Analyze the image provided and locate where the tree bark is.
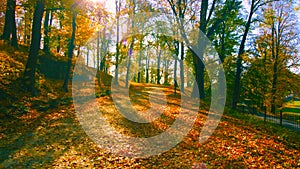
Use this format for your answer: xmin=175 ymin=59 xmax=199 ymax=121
xmin=179 ymin=42 xmax=184 ymax=92
xmin=114 ymin=0 xmax=121 ymax=85
xmin=174 ymin=59 xmax=178 ymax=94
xmin=96 ymin=31 xmax=101 ymax=87
xmin=191 ymin=0 xmax=208 ymax=99
xmin=86 ymin=47 xmax=89 ymax=66
xmin=146 ymin=48 xmax=149 ymax=83
xmin=125 ymin=43 xmax=133 ymax=88
xmin=56 ymin=20 xmax=62 ymax=53
xmin=163 ymin=57 xmax=169 ymax=85
xmin=43 ymin=10 xmax=50 ymax=54
xmin=137 ymin=40 xmax=143 ymax=83
xmin=2 ymin=0 xmax=18 ymax=48
xmin=232 ymin=1 xmax=254 ymax=110
xmin=156 ymin=48 xmax=162 ymax=84
xmin=271 ymin=21 xmax=278 ymax=114
xmin=23 ymin=0 xmax=45 ymax=94
xmin=63 ymin=11 xmax=77 ymax=92
xmin=100 ymin=28 xmax=107 ymax=71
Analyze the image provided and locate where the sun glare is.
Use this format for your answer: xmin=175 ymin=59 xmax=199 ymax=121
xmin=89 ymin=0 xmax=115 ymax=13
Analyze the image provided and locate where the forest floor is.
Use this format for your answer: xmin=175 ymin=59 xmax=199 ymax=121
xmin=0 ymin=42 xmax=300 ymax=168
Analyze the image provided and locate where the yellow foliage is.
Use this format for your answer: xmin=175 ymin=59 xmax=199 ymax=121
xmin=0 ymin=51 xmax=24 ymax=87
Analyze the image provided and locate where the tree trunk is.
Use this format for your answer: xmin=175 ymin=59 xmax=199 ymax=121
xmin=96 ymin=31 xmax=101 ymax=87
xmin=97 ymin=31 xmax=100 ymax=70
xmin=23 ymin=0 xmax=45 ymax=94
xmin=114 ymin=0 xmax=121 ymax=85
xmin=126 ymin=43 xmax=133 ymax=88
xmin=270 ymin=23 xmax=278 ymax=114
xmin=10 ymin=1 xmax=18 ymax=48
xmin=156 ymin=48 xmax=162 ymax=84
xmin=56 ymin=20 xmax=62 ymax=53
xmin=191 ymin=54 xmax=204 ymax=98
xmin=86 ymin=47 xmax=89 ymax=66
xmin=2 ymin=0 xmax=18 ymax=48
xmin=100 ymin=28 xmax=107 ymax=71
xmin=43 ymin=10 xmax=50 ymax=54
xmin=137 ymin=40 xmax=143 ymax=83
xmin=232 ymin=5 xmax=254 ymax=110
xmin=219 ymin=23 xmax=226 ymax=98
xmin=146 ymin=48 xmax=149 ymax=83
xmin=63 ymin=11 xmax=77 ymax=92
xmin=174 ymin=59 xmax=178 ymax=94
xmin=179 ymin=42 xmax=184 ymax=92
xmin=163 ymin=57 xmax=169 ymax=85
xmin=2 ymin=0 xmax=12 ymax=40
xmin=191 ymin=0 xmax=208 ymax=99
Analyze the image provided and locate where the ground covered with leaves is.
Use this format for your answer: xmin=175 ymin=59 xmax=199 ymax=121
xmin=0 ymin=79 xmax=299 ymax=168
xmin=0 ymin=43 xmax=299 ymax=168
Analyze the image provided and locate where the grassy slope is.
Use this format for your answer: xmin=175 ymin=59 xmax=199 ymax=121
xmin=0 ymin=42 xmax=299 ymax=168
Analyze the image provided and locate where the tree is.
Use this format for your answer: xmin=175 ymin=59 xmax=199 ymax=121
xmin=114 ymin=0 xmax=121 ymax=85
xmin=232 ymin=0 xmax=271 ymax=110
xmin=262 ymin=0 xmax=299 ymax=113
xmin=211 ymin=1 xmax=243 ymax=103
xmin=62 ymin=5 xmax=77 ymax=92
xmin=167 ymin=0 xmax=241 ymax=99
xmin=125 ymin=0 xmax=136 ymax=88
xmin=1 ymin=0 xmax=18 ymax=48
xmin=241 ymin=0 xmax=300 ymax=114
xmin=43 ymin=10 xmax=51 ymax=54
xmin=166 ymin=0 xmax=189 ymax=92
xmin=23 ymin=0 xmax=45 ymax=94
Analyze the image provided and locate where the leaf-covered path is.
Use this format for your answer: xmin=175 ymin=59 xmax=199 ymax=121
xmin=1 ymin=82 xmax=299 ymax=168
